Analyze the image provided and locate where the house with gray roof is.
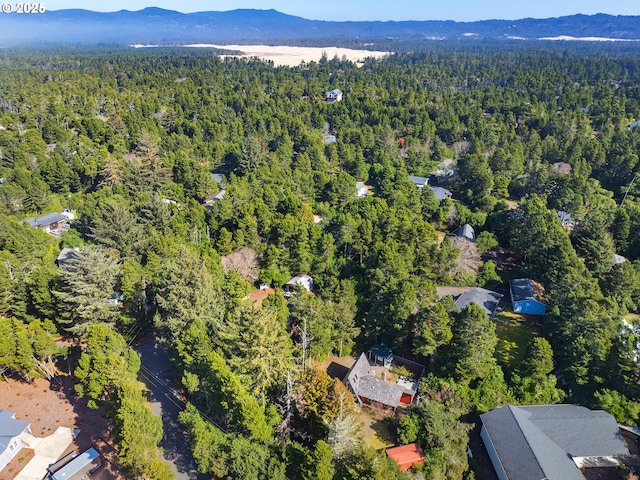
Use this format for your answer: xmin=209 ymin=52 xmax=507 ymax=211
xmin=322 ymin=133 xmax=337 ymax=144
xmin=430 ymin=185 xmax=452 ymax=201
xmin=408 ymin=175 xmax=429 ymax=189
xmin=211 ymin=173 xmax=225 ymax=185
xmin=24 ymin=212 xmax=68 ymax=234
xmin=458 ymin=223 xmax=475 ymax=241
xmin=356 ymin=182 xmax=367 ymax=197
xmin=481 ymin=404 xmax=630 ymax=480
xmin=557 ymin=210 xmax=576 ymax=230
xmin=201 ymin=189 xmax=226 ymax=209
xmin=454 ymin=287 xmax=502 ymax=318
xmin=0 ymin=410 xmax=31 ymax=472
xmin=345 ymin=354 xmax=405 ymax=411
xmin=345 ymin=352 xmax=422 ymax=411
xmin=509 ymin=279 xmax=547 ymax=316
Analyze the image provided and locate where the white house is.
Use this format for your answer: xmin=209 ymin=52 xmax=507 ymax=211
xmin=0 ymin=410 xmax=31 ymax=472
xmin=326 ymin=89 xmax=343 ymax=103
xmin=284 ymin=275 xmax=314 ymax=298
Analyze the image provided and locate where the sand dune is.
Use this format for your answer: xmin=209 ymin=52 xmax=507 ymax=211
xmin=184 ymin=44 xmax=392 ymax=66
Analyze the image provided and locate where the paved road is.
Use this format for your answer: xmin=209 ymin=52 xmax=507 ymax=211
xmin=135 ymin=340 xmax=208 ymax=480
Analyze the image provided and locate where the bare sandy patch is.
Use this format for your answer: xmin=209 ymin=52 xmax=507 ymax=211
xmin=185 ymin=44 xmax=391 ymax=67
xmin=0 ymin=377 xmax=121 ymax=479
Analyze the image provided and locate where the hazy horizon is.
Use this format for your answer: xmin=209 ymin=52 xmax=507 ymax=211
xmin=44 ymin=0 xmax=639 ymax=22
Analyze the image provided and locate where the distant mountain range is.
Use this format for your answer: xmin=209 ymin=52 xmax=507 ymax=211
xmin=0 ymin=8 xmax=639 ymax=46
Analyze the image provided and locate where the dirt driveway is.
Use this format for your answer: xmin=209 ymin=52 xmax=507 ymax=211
xmin=0 ymin=376 xmax=120 ymax=479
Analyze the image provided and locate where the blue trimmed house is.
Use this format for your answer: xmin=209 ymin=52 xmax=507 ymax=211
xmin=509 ymin=279 xmax=547 ymax=316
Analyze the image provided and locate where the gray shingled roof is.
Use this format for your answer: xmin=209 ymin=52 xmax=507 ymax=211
xmin=455 ymin=288 xmax=502 ymax=318
xmin=0 ymin=410 xmax=30 ymax=451
xmin=519 ymin=405 xmax=629 ymax=457
xmin=345 ymin=353 xmax=404 ymax=408
xmin=430 ymin=186 xmax=452 ymax=200
xmin=481 ymin=405 xmax=629 ymax=480
xmin=25 ymin=212 xmax=66 ymax=228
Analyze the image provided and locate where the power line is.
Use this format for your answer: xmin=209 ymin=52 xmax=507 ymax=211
xmin=138 ymin=362 xmax=227 ymax=432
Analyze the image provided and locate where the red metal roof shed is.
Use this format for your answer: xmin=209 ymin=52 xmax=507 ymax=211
xmin=386 ymin=443 xmax=425 ymax=471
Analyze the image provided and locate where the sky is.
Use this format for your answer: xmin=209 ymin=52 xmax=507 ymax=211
xmin=45 ymin=0 xmax=639 ymax=22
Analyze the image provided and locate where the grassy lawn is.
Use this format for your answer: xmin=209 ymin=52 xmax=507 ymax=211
xmin=359 ymin=406 xmax=397 ymax=450
xmin=494 ymin=311 xmax=537 ymax=373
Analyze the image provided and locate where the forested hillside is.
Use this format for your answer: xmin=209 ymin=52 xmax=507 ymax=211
xmin=1 ymin=46 xmax=640 ymax=479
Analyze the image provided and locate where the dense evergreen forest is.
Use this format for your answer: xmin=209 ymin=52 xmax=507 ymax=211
xmin=1 ymin=45 xmax=640 ymax=479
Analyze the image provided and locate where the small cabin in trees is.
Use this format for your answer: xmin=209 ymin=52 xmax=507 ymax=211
xmin=322 ymin=133 xmax=337 ymax=144
xmin=557 ymin=210 xmax=576 ymax=230
xmin=367 ymin=343 xmax=394 ymax=368
xmin=325 ymin=89 xmax=343 ymax=103
xmin=509 ymin=278 xmax=547 ymax=316
xmin=356 ymin=182 xmax=368 ymax=197
xmin=408 ymin=175 xmax=429 ymax=189
xmin=458 ymin=224 xmax=475 ymax=241
xmin=283 ymin=275 xmax=314 ymax=298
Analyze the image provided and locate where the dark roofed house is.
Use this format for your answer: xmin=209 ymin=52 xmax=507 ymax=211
xmin=480 ymin=404 xmax=630 ymax=480
xmin=455 ymin=287 xmax=502 ymax=318
xmin=509 ymin=279 xmax=547 ymax=316
xmin=367 ymin=343 xmax=394 ymax=368
xmin=408 ymin=175 xmax=429 ymax=189
xmin=0 ymin=410 xmax=31 ymax=472
xmin=24 ymin=212 xmax=67 ymax=234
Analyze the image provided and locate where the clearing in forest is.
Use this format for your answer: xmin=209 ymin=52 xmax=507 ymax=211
xmin=493 ymin=312 xmax=537 ymax=373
